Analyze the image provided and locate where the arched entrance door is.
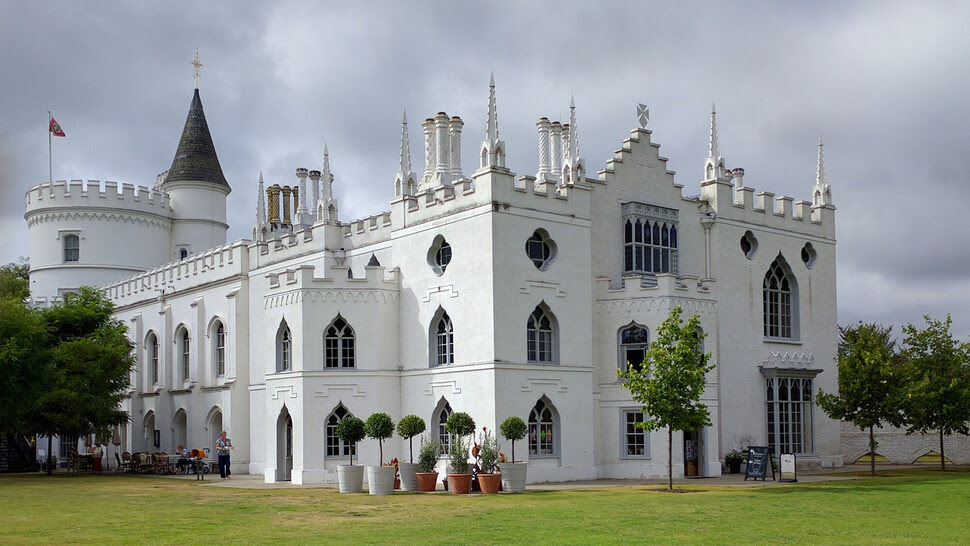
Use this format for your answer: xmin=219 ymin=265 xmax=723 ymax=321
xmin=207 ymin=408 xmax=223 ymax=453
xmin=144 ymin=412 xmax=156 ymax=451
xmin=684 ymin=429 xmax=705 ymax=477
xmin=277 ymin=408 xmax=293 ymax=481
xmin=173 ymin=410 xmax=187 ymax=451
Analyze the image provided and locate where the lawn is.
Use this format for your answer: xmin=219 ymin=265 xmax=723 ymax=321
xmin=1 ymin=469 xmax=968 ymax=544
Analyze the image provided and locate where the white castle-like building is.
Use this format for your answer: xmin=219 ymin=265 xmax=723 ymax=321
xmin=25 ymin=77 xmax=846 ymax=483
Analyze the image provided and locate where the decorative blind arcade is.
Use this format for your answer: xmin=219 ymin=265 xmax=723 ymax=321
xmin=622 ymin=202 xmax=678 ymax=275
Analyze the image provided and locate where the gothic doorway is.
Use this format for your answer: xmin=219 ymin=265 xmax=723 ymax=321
xmin=684 ymin=429 xmax=705 ymax=477
xmin=276 ymin=408 xmax=293 ymax=481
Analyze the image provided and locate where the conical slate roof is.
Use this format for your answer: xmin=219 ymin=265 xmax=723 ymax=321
xmin=163 ymin=89 xmax=228 ymax=187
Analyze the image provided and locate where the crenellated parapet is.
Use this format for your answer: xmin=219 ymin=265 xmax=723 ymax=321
xmin=263 ymin=263 xmax=399 ymax=308
xmin=101 ymin=240 xmax=249 ymax=309
xmin=342 ymin=211 xmax=393 ymax=249
xmin=700 ymin=178 xmax=835 ymax=239
xmin=25 ymin=180 xmax=172 ymax=222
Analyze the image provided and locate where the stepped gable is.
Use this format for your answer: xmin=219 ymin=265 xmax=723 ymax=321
xmin=163 ymin=88 xmax=228 ymax=188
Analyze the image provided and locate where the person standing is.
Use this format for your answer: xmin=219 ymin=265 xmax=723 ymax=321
xmin=215 ymin=431 xmax=233 ymax=479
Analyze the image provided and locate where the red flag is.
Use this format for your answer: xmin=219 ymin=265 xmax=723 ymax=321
xmin=49 ymin=116 xmax=66 ymax=137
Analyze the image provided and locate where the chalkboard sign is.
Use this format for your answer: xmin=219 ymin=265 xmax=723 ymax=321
xmin=743 ymin=446 xmax=776 ymax=481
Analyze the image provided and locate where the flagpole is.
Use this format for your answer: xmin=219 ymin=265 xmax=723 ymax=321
xmin=48 ymin=111 xmax=53 ymax=183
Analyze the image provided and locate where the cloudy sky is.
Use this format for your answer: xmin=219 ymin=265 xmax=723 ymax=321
xmin=2 ymin=1 xmax=968 ymax=336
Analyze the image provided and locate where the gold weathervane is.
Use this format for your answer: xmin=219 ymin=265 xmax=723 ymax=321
xmin=191 ymin=47 xmax=203 ymax=89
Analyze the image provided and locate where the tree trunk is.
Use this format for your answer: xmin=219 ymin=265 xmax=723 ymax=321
xmin=409 ymin=437 xmax=413 ymax=463
xmin=512 ymin=441 xmax=515 ymax=463
xmin=940 ymin=428 xmax=946 ymax=472
xmin=350 ymin=443 xmax=354 ymax=466
xmin=46 ymin=436 xmax=53 ymax=476
xmin=869 ymin=425 xmax=876 ymax=476
xmin=379 ymin=440 xmax=384 ymax=465
xmin=667 ymin=427 xmax=674 ymax=491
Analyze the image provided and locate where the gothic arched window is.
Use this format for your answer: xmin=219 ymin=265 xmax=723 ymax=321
xmin=325 ymin=405 xmax=355 ymax=458
xmin=213 ymin=321 xmax=226 ymax=377
xmin=431 ymin=310 xmax=454 ymax=367
xmin=277 ymin=321 xmax=292 ymax=372
xmin=528 ymin=398 xmax=559 ymax=456
xmin=527 ymin=304 xmax=557 ymax=364
xmin=324 ymin=315 xmax=355 ymax=369
xmin=146 ymin=332 xmax=159 ymax=386
xmin=764 ymin=258 xmax=797 ymax=340
xmin=618 ymin=323 xmax=649 ymax=373
xmin=432 ymin=400 xmax=453 ymax=455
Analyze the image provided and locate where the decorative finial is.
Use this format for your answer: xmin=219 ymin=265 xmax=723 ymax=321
xmin=191 ymin=47 xmax=203 ymax=89
xmin=709 ymin=102 xmax=720 ymax=160
xmin=490 ymin=71 xmax=495 ymax=88
xmin=400 ymin=110 xmax=412 ymax=175
xmin=816 ymin=137 xmax=826 ymax=187
xmin=486 ymin=73 xmax=499 ymax=142
xmin=568 ymin=96 xmax=578 ymax=160
xmin=637 ymin=103 xmax=649 ymax=129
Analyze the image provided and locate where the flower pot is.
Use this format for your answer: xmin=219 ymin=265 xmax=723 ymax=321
xmin=478 ymin=472 xmax=502 ymax=494
xmin=728 ymin=461 xmax=741 ymax=474
xmin=398 ymin=462 xmax=420 ymax=491
xmin=415 ymin=471 xmax=439 ymax=492
xmin=337 ymin=464 xmax=364 ymax=493
xmin=447 ymin=473 xmax=472 ymax=494
xmin=500 ymin=462 xmax=527 ymax=493
xmin=366 ymin=465 xmax=396 ymax=496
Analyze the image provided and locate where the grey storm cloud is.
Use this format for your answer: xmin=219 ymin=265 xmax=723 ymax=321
xmin=2 ymin=0 xmax=968 ymax=336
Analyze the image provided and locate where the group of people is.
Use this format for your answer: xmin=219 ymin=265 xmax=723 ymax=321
xmin=174 ymin=431 xmax=234 ymax=479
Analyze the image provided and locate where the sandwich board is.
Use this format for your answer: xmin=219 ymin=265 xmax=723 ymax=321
xmin=743 ymin=446 xmax=775 ymax=481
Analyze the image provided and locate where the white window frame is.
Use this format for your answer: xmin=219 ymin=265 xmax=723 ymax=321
xmin=763 ymin=370 xmax=817 ymax=456
xmin=324 ymin=315 xmax=356 ymax=369
xmin=619 ymin=408 xmax=650 ymax=460
xmin=763 ymin=257 xmax=799 ymax=341
xmin=325 ymin=405 xmax=356 ymax=459
xmin=527 ymin=304 xmax=558 ymax=364
xmin=617 ymin=322 xmax=649 ymax=373
xmin=214 ymin=322 xmax=226 ymax=377
xmin=62 ymin=232 xmax=80 ymax=263
xmin=622 ymin=202 xmax=679 ymax=276
xmin=430 ymin=310 xmax=454 ymax=368
xmin=528 ymin=398 xmax=560 ymax=458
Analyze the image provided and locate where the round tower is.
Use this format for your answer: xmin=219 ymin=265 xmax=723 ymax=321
xmin=159 ymin=88 xmax=230 ymax=260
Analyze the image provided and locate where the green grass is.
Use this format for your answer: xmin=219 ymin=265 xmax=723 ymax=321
xmin=1 ymin=469 xmax=969 ymax=544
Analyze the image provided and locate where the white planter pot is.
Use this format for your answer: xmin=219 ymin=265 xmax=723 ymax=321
xmin=397 ymin=462 xmax=420 ymax=492
xmin=501 ymin=462 xmax=528 ymax=493
xmin=367 ymin=465 xmax=396 ymax=496
xmin=337 ymin=464 xmax=364 ymax=493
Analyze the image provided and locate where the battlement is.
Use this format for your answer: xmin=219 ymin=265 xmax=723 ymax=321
xmin=701 ymin=178 xmax=835 ymax=239
xmin=342 ymin=211 xmax=393 ymax=249
xmin=101 ymin=239 xmax=249 ymax=308
xmin=25 ymin=180 xmax=172 ymax=218
xmin=265 ymin=263 xmax=399 ymax=293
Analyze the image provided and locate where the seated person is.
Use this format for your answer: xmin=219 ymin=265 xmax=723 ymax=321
xmin=176 ymin=444 xmax=190 ymax=473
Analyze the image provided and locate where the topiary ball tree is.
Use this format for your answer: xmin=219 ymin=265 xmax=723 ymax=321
xmin=365 ymin=412 xmax=396 ymax=464
xmin=445 ymin=412 xmax=476 ymax=438
xmin=335 ymin=416 xmax=366 ymax=466
xmin=500 ymin=416 xmax=527 ymax=462
xmin=396 ymin=415 xmax=426 ymax=463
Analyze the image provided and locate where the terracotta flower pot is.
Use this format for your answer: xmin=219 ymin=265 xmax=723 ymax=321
xmin=478 ymin=472 xmax=502 ymax=494
xmin=447 ymin=473 xmax=472 ymax=494
xmin=415 ymin=471 xmax=439 ymax=492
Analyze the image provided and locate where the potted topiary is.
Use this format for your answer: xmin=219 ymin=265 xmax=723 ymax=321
xmin=415 ymin=435 xmax=441 ymax=492
xmin=445 ymin=412 xmax=475 ymax=494
xmin=724 ymin=449 xmax=744 ymax=474
xmin=396 ymin=414 xmax=426 ymax=492
xmin=335 ymin=416 xmax=366 ymax=493
xmin=364 ymin=412 xmax=396 ymax=495
xmin=476 ymin=426 xmax=502 ymax=494
xmin=499 ymin=415 xmax=528 ymax=492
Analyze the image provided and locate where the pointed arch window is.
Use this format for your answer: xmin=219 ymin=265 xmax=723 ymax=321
xmin=177 ymin=328 xmax=190 ymax=382
xmin=325 ymin=405 xmax=356 ymax=457
xmin=432 ymin=400 xmax=453 ymax=455
xmin=431 ymin=311 xmax=454 ymax=367
xmin=528 ymin=398 xmax=559 ymax=456
xmin=618 ymin=323 xmax=649 ymax=373
xmin=764 ymin=258 xmax=797 ymax=340
xmin=277 ymin=322 xmax=292 ymax=372
xmin=147 ymin=332 xmax=159 ymax=386
xmin=324 ymin=316 xmax=355 ymax=369
xmin=214 ymin=322 xmax=226 ymax=376
xmin=527 ymin=304 xmax=557 ymax=364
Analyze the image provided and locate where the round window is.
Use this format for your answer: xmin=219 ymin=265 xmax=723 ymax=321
xmin=525 ymin=229 xmax=558 ymax=270
xmin=427 ymin=235 xmax=452 ymax=275
xmin=801 ymin=242 xmax=817 ymax=269
xmin=740 ymin=231 xmax=758 ymax=260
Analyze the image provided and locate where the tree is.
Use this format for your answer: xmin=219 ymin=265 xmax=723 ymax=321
xmin=26 ymin=287 xmax=134 ymax=474
xmin=365 ymin=412 xmax=395 ymax=465
xmin=499 ymin=416 xmax=526 ymax=463
xmin=901 ymin=315 xmax=970 ymax=471
xmin=335 ymin=416 xmax=366 ymax=466
xmin=817 ymin=323 xmax=906 ymax=476
xmin=396 ymin=415 xmax=426 ymax=463
xmin=617 ymin=306 xmax=713 ymax=491
xmin=0 ymin=258 xmax=29 ymax=302
xmin=0 ymin=299 xmax=50 ymax=435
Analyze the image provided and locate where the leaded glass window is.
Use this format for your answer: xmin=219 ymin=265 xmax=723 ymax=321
xmin=527 ymin=306 xmax=555 ymax=363
xmin=529 ymin=399 xmax=557 ymax=456
xmin=765 ymin=376 xmax=814 ymax=455
xmin=325 ymin=405 xmax=355 ymax=457
xmin=764 ymin=259 xmax=794 ymax=339
xmin=324 ymin=316 xmax=355 ymax=368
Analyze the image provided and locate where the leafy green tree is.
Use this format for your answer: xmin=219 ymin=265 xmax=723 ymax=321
xmin=499 ymin=416 xmax=527 ymax=462
xmin=26 ymin=287 xmax=134 ymax=474
xmin=396 ymin=415 xmax=426 ymax=463
xmin=364 ymin=412 xmax=395 ymax=464
xmin=445 ymin=412 xmax=476 ymax=438
xmin=901 ymin=315 xmax=970 ymax=471
xmin=335 ymin=416 xmax=366 ymax=466
xmin=0 ymin=258 xmax=30 ymax=302
xmin=817 ymin=323 xmax=906 ymax=476
xmin=617 ymin=306 xmax=712 ymax=491
xmin=0 ymin=299 xmax=50 ymax=435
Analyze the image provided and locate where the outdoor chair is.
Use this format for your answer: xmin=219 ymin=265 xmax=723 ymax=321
xmin=153 ymin=452 xmax=170 ymax=474
xmin=121 ymin=451 xmax=133 ymax=473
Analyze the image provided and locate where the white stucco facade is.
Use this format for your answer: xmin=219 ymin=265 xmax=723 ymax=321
xmin=25 ymin=81 xmax=847 ymax=482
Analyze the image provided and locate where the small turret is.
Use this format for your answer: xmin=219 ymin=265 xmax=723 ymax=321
xmin=560 ymin=96 xmax=585 ymax=188
xmin=703 ymin=102 xmax=727 ymax=181
xmin=479 ymin=73 xmax=506 ymax=170
xmin=812 ymin=137 xmax=832 ymax=207
xmin=253 ymin=172 xmax=268 ymax=241
xmin=317 ymin=144 xmax=338 ymax=222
